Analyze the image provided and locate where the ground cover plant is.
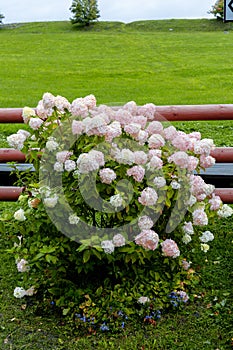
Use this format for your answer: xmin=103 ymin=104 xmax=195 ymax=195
xmin=1 ymin=205 xmax=233 ymax=349
xmin=0 ymin=20 xmax=233 ymax=349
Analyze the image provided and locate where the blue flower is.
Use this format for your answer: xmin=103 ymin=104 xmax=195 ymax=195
xmin=170 ymin=300 xmax=178 ymax=307
xmin=100 ymin=322 xmax=109 ymax=332
xmin=145 ymin=315 xmax=152 ymax=320
xmin=169 ymin=292 xmax=178 ymax=299
xmin=80 ymin=316 xmax=86 ymax=322
xmin=152 ymin=310 xmax=161 ymax=319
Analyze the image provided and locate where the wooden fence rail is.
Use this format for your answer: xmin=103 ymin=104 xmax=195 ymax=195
xmin=1 ymin=105 xmax=233 ymax=202
xmin=2 ymin=104 xmax=233 ymax=123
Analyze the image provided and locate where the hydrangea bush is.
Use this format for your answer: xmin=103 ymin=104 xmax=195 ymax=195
xmin=4 ymin=92 xmax=233 ymax=332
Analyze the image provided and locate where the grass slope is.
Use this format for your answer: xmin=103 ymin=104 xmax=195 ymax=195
xmin=0 ymin=19 xmax=233 ymax=107
xmin=1 ymin=19 xmax=233 ymax=147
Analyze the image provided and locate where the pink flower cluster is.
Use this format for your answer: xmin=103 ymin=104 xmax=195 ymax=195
xmin=56 ymin=151 xmax=73 ymax=163
xmin=161 ymin=239 xmax=180 ymax=258
xmin=16 ymin=259 xmax=29 ymax=273
xmin=194 ymin=138 xmax=215 ymax=156
xmin=146 ymin=121 xmax=163 ymax=135
xmin=208 ymin=194 xmax=222 ymax=210
xmin=182 ymin=221 xmax=194 ymax=235
xmin=168 ymin=151 xmax=189 ymax=169
xmin=105 ymin=121 xmax=122 ymax=142
xmin=138 ymin=187 xmax=158 ymax=206
xmin=148 ymin=134 xmax=165 ymax=149
xmin=147 ymin=155 xmax=163 ymax=170
xmin=192 ymin=208 xmax=208 ymax=226
xmin=189 ymin=175 xmax=215 ymax=201
xmin=135 ymin=230 xmax=159 ymax=250
xmin=99 ymin=168 xmax=116 ymax=184
xmin=77 ymin=150 xmax=105 ymax=174
xmin=127 ymin=165 xmax=145 ymax=182
xmin=29 ymin=117 xmax=44 ymax=130
xmin=124 ymin=123 xmax=141 ymax=137
xmin=138 ymin=215 xmax=154 ymax=230
xmin=137 ymin=103 xmax=157 ymax=120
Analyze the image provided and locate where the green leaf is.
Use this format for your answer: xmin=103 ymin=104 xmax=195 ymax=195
xmin=32 ymin=252 xmax=44 ymax=261
xmin=45 ymin=254 xmax=57 ymax=264
xmin=83 ymin=249 xmax=91 ymax=263
xmin=125 ymin=254 xmax=131 ymax=263
xmin=92 ymin=249 xmax=102 ymax=260
xmin=77 ymin=244 xmax=88 ymax=252
xmin=40 ymin=246 xmax=56 ymax=254
xmin=96 ymin=286 xmax=103 ymax=296
xmin=165 ymin=197 xmax=171 ymax=207
xmin=48 ymin=288 xmax=61 ymax=296
xmin=62 ymin=308 xmax=70 ymax=316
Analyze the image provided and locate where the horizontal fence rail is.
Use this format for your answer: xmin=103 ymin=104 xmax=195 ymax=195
xmin=155 ymin=104 xmax=233 ymax=121
xmin=1 ymin=187 xmax=233 ymax=203
xmin=1 ymin=104 xmax=233 ymax=202
xmin=1 ymin=147 xmax=233 ymax=164
xmin=0 ymin=186 xmax=23 ymax=201
xmin=2 ymin=104 xmax=233 ymax=123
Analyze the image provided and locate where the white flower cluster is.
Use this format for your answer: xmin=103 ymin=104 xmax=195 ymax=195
xmin=138 ymin=296 xmax=150 ymax=304
xmin=14 ymin=209 xmax=26 ymax=221
xmin=217 ymin=204 xmax=233 ymax=218
xmin=68 ymin=213 xmax=80 ymax=225
xmin=45 ymin=137 xmax=59 ymax=151
xmin=16 ymin=258 xmax=29 ymax=272
xmin=101 ymin=234 xmax=126 ymax=254
xmin=7 ymin=130 xmax=30 ymax=150
xmin=13 ymin=286 xmax=36 ymax=298
xmin=109 ymin=194 xmax=123 ymax=209
xmin=199 ymin=230 xmax=214 ymax=243
xmin=44 ymin=195 xmax=58 ymax=208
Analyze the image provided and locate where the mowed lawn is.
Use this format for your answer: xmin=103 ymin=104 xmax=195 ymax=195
xmin=1 ymin=19 xmax=233 ymax=108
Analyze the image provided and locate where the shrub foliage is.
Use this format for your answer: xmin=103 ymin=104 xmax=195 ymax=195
xmin=3 ymin=92 xmax=233 ymax=333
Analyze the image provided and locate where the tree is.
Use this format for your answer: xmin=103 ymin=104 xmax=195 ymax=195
xmin=208 ymin=0 xmax=224 ymax=20
xmin=70 ymin=0 xmax=100 ymax=26
xmin=0 ymin=13 xmax=4 ymax=25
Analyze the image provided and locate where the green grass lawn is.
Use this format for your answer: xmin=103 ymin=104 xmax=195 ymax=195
xmin=0 ymin=19 xmax=233 ymax=349
xmin=1 ymin=19 xmax=233 ymax=146
xmin=1 ymin=19 xmax=233 ymax=108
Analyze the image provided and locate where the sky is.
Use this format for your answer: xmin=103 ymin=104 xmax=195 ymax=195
xmin=1 ymin=0 xmax=215 ymax=24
